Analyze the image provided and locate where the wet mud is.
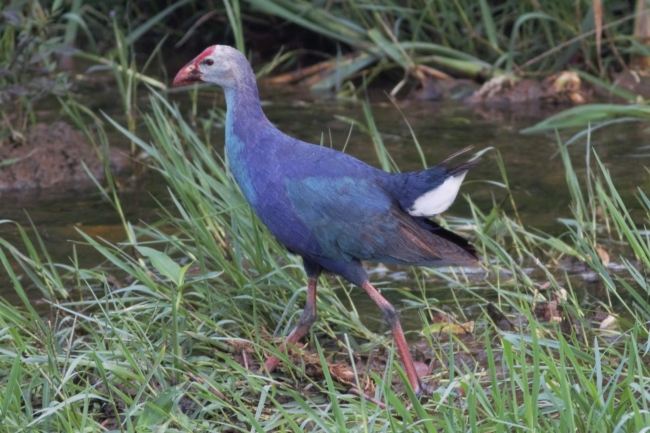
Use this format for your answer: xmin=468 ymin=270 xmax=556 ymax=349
xmin=0 ymin=122 xmax=130 ymax=191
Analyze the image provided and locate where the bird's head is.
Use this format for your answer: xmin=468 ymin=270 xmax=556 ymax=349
xmin=172 ymin=45 xmax=246 ymax=89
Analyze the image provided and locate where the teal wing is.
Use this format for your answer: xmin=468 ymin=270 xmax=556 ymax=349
xmin=285 ymin=176 xmax=444 ymax=264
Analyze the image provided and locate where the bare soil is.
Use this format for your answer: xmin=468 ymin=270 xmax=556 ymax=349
xmin=450 ymin=72 xmax=591 ymax=121
xmin=0 ymin=122 xmax=130 ymax=191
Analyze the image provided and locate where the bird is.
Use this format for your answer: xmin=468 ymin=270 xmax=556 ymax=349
xmin=173 ymin=45 xmax=479 ymax=396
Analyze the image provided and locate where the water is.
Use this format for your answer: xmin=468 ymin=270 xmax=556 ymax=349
xmin=2 ymin=82 xmax=648 ymax=330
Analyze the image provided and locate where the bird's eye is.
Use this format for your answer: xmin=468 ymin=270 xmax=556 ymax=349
xmin=204 ymin=59 xmax=214 ymax=66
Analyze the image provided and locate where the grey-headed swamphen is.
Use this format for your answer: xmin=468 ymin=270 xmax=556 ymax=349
xmin=173 ymin=45 xmax=479 ymax=396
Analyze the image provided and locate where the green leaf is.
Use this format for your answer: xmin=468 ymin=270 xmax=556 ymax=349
xmin=521 ymin=104 xmax=650 ymax=134
xmin=367 ymin=28 xmax=411 ymax=69
xmin=310 ymin=53 xmax=378 ymax=91
xmin=136 ymin=246 xmax=181 ymax=285
xmin=478 ymin=0 xmax=499 ymax=51
xmin=137 ymin=387 xmax=181 ymax=428
xmin=178 ymin=262 xmax=192 ymax=286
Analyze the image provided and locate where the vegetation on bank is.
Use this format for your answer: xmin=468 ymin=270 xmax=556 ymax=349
xmin=3 ymin=0 xmax=650 ymax=144
xmin=1 ymin=0 xmax=650 ymax=431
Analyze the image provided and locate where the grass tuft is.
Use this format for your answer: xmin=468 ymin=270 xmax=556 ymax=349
xmin=1 ymin=94 xmax=650 ymax=430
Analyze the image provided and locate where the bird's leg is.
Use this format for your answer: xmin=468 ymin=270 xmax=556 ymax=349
xmin=262 ymin=277 xmax=318 ymax=373
xmin=361 ymin=281 xmax=425 ymax=396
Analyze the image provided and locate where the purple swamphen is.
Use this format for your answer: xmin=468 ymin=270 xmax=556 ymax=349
xmin=173 ymin=45 xmax=479 ymax=396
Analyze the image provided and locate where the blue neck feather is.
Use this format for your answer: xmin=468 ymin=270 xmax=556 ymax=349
xmin=224 ymin=66 xmax=268 ymax=144
xmin=223 ymin=67 xmax=271 ymax=208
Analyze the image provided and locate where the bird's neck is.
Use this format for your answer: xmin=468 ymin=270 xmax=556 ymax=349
xmin=224 ymin=73 xmax=270 ymax=144
xmin=223 ymin=73 xmax=270 ymax=208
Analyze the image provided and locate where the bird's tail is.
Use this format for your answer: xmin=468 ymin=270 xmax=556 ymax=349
xmin=413 ymin=216 xmax=477 ymax=262
xmin=445 ymin=158 xmax=482 ymax=177
xmin=436 ymin=145 xmax=482 ymax=177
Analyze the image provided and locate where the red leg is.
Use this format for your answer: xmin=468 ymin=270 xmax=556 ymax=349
xmin=262 ymin=278 xmax=318 ymax=373
xmin=361 ymin=281 xmax=423 ymax=396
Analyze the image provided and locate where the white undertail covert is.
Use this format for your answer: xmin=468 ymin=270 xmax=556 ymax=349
xmin=407 ymin=171 xmax=468 ymax=217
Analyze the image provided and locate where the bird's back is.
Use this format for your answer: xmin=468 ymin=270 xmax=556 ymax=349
xmin=226 ymin=121 xmax=476 ymax=269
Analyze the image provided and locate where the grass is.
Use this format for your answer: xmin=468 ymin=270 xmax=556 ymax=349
xmin=2 ymin=1 xmax=650 ymax=430
xmin=245 ymin=0 xmax=641 ymax=94
xmin=0 ymin=90 xmax=649 ymax=431
xmin=0 ymin=0 xmax=73 ymax=144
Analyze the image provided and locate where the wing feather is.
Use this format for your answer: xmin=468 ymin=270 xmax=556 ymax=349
xmin=285 ymin=176 xmax=445 ymax=264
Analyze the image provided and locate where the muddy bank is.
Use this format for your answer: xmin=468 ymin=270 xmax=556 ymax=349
xmin=0 ymin=122 xmax=130 ymax=191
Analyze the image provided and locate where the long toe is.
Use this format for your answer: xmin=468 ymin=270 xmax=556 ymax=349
xmin=415 ymin=379 xmax=434 ymax=398
xmin=261 ymin=355 xmax=280 ymax=374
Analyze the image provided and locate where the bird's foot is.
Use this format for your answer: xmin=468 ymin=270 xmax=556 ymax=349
xmin=413 ymin=379 xmax=434 ymax=398
xmin=260 ymin=354 xmax=281 ymax=375
xmin=347 ymin=380 xmax=432 ymax=409
xmin=348 ymin=387 xmax=387 ymax=409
